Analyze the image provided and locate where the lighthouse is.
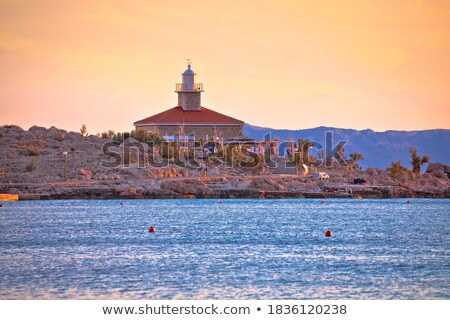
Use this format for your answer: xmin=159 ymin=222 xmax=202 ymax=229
xmin=175 ymin=63 xmax=204 ymax=111
xmin=133 ymin=62 xmax=244 ymax=140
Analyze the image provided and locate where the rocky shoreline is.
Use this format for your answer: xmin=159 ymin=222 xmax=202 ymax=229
xmin=1 ymin=175 xmax=448 ymax=200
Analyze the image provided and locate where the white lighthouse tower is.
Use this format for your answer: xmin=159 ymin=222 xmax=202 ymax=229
xmin=175 ymin=62 xmax=204 ymax=111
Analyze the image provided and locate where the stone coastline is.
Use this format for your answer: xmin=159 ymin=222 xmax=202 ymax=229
xmin=1 ymin=175 xmax=448 ymax=200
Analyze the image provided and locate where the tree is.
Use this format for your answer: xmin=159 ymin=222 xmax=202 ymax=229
xmin=297 ymin=138 xmax=312 ymax=166
xmin=349 ymin=152 xmax=364 ymax=170
xmin=130 ymin=129 xmax=148 ymax=142
xmin=112 ymin=132 xmax=124 ymax=142
xmin=129 ymin=130 xmax=164 ymax=146
xmin=387 ymin=161 xmax=408 ymax=181
xmin=409 ymin=147 xmax=430 ymax=174
xmin=334 ymin=144 xmax=346 ymax=167
xmin=80 ymin=124 xmax=88 ymax=137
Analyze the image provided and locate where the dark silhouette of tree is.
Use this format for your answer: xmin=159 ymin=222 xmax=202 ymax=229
xmin=349 ymin=152 xmax=364 ymax=170
xmin=409 ymin=147 xmax=430 ymax=174
xmin=80 ymin=124 xmax=88 ymax=137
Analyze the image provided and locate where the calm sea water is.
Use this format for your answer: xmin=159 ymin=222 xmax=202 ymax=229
xmin=0 ymin=199 xmax=449 ymax=299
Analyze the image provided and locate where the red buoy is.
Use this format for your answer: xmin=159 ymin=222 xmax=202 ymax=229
xmin=406 ymin=200 xmax=411 ymax=204
xmin=148 ymin=226 xmax=155 ymax=233
xmin=120 ymin=201 xmax=124 ymax=205
xmin=325 ymin=230 xmax=332 ymax=237
xmin=0 ymin=203 xmax=3 ymax=207
xmin=321 ymin=200 xmax=325 ymax=204
xmin=219 ymin=200 xmax=223 ymax=204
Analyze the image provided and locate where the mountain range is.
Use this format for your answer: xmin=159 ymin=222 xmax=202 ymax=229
xmin=243 ymin=124 xmax=450 ymax=170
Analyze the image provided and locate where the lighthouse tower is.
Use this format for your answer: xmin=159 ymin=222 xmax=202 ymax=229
xmin=175 ymin=63 xmax=204 ymax=111
xmin=134 ymin=62 xmax=244 ymax=140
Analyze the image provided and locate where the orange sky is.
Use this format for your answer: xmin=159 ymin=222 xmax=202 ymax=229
xmin=0 ymin=0 xmax=449 ymax=133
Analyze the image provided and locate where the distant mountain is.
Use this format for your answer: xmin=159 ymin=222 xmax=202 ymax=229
xmin=243 ymin=124 xmax=450 ymax=169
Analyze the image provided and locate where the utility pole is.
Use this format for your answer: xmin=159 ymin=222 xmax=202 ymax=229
xmin=63 ymin=151 xmax=68 ymax=181
xmin=294 ymin=148 xmax=299 ymax=175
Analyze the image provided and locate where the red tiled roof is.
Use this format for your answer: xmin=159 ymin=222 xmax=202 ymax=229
xmin=133 ymin=107 xmax=244 ymax=125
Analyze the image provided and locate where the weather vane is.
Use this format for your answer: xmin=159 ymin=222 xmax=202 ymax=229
xmin=187 ymin=58 xmax=191 ymax=66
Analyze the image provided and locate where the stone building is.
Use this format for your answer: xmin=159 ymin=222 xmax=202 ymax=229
xmin=133 ymin=64 xmax=244 ymax=141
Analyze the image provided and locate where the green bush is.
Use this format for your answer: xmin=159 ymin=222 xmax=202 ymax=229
xmin=25 ymin=159 xmax=38 ymax=172
xmin=387 ymin=161 xmax=410 ymax=181
xmin=123 ymin=152 xmax=131 ymax=165
xmin=160 ymin=142 xmax=179 ymax=159
xmin=20 ymin=142 xmax=41 ymax=156
xmin=0 ymin=167 xmax=10 ymax=181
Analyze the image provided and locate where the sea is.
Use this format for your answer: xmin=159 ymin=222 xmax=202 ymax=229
xmin=0 ymin=198 xmax=449 ymax=299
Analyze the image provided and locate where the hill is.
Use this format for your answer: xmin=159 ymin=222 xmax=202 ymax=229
xmin=244 ymin=124 xmax=450 ymax=169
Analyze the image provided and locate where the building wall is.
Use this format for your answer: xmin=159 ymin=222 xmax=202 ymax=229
xmin=177 ymin=92 xmax=201 ymax=111
xmin=135 ymin=125 xmax=158 ymax=132
xmin=135 ymin=124 xmax=243 ymax=140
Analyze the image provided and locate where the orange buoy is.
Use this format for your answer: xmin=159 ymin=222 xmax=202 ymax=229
xmin=325 ymin=230 xmax=332 ymax=237
xmin=148 ymin=226 xmax=156 ymax=233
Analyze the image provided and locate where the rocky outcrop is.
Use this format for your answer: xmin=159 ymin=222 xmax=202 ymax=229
xmin=160 ymin=179 xmax=208 ymax=195
xmin=248 ymin=177 xmax=290 ymax=191
xmin=79 ymin=168 xmax=93 ymax=180
xmin=426 ymin=163 xmax=450 ymax=180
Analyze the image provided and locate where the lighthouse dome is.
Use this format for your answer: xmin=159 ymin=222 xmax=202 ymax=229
xmin=182 ymin=64 xmax=195 ymax=75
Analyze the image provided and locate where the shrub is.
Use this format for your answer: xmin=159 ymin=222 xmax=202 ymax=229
xmin=131 ymin=129 xmax=148 ymax=142
xmin=223 ymin=145 xmax=263 ymax=170
xmin=112 ymin=132 xmax=124 ymax=143
xmin=160 ymin=142 xmax=178 ymax=159
xmin=99 ymin=131 xmax=116 ymax=139
xmin=0 ymin=130 xmax=3 ymax=138
xmin=20 ymin=142 xmax=41 ymax=156
xmin=0 ymin=167 xmax=10 ymax=181
xmin=387 ymin=161 xmax=409 ymax=181
xmin=123 ymin=152 xmax=132 ymax=165
xmin=25 ymin=159 xmax=38 ymax=172
xmin=80 ymin=124 xmax=88 ymax=137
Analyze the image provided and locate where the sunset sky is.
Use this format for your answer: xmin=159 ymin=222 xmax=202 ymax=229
xmin=0 ymin=0 xmax=449 ymax=133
